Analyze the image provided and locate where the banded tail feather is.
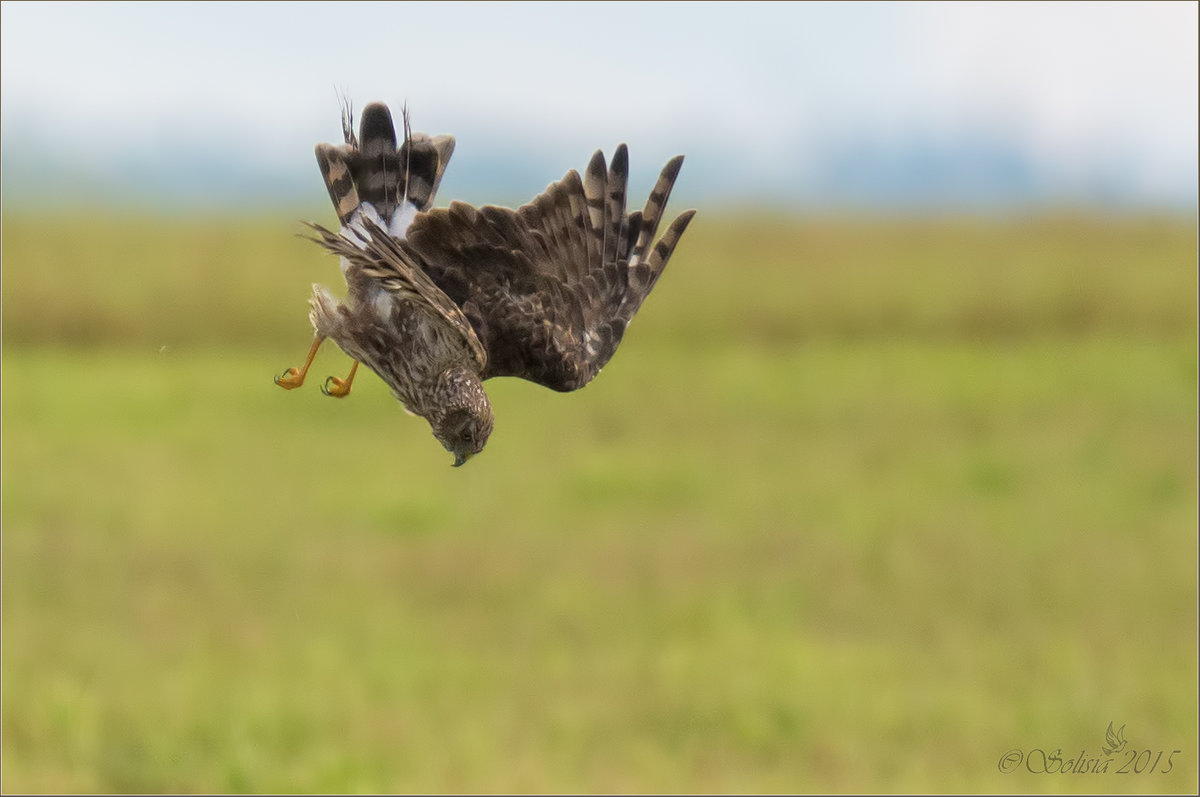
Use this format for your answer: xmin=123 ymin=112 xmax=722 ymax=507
xmin=314 ymin=101 xmax=456 ymax=235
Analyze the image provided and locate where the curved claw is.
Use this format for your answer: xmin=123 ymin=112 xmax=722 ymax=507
xmin=275 ymin=367 xmax=304 ymax=390
xmin=322 ymin=360 xmax=358 ymax=398
xmin=322 ymin=375 xmax=352 ymax=398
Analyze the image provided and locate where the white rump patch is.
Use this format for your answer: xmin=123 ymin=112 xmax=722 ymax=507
xmin=359 ymin=202 xmax=384 ymax=227
xmin=337 ymin=201 xmax=418 ymax=263
xmin=388 ymin=200 xmax=420 ymax=239
xmin=341 ymin=204 xmax=384 ymax=250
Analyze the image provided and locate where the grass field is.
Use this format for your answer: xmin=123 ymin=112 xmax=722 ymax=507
xmin=2 ymin=210 xmax=1197 ymax=793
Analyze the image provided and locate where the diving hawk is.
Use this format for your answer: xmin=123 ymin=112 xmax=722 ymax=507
xmin=275 ymin=101 xmax=695 ymax=466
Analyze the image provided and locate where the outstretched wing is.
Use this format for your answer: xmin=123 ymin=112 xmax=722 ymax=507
xmin=305 ymin=218 xmax=488 ymax=371
xmin=399 ymin=146 xmax=695 ymax=391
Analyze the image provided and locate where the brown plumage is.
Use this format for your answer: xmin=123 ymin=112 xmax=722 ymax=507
xmin=277 ymin=100 xmax=695 ymax=466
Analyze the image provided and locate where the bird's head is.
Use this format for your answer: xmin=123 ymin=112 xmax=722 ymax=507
xmin=429 ymin=367 xmax=494 ymax=467
xmin=433 ymin=405 xmax=493 ymax=467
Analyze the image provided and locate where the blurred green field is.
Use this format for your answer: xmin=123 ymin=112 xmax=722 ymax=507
xmin=2 ymin=210 xmax=1197 ymax=793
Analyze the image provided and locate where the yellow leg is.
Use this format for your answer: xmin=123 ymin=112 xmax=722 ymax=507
xmin=274 ymin=336 xmax=324 ymax=390
xmin=322 ymin=360 xmax=360 ymax=398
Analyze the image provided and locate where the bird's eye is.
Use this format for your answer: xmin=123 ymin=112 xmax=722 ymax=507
xmin=459 ymin=428 xmax=473 ymax=443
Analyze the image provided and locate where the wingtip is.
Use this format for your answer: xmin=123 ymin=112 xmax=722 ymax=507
xmin=670 ymin=209 xmax=697 ymax=245
xmin=563 ymin=168 xmax=584 ymax=190
xmin=662 ymin=209 xmax=697 ymax=246
xmin=610 ymin=143 xmax=629 ymax=175
xmin=663 ymin=154 xmax=685 ymax=179
xmin=586 ymin=149 xmax=607 ymax=178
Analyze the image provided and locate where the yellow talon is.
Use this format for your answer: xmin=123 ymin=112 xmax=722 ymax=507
xmin=322 ymin=360 xmax=359 ymax=398
xmin=321 ymin=376 xmax=350 ymax=397
xmin=275 ymin=367 xmax=305 ymax=389
xmin=275 ymin=336 xmax=324 ymax=391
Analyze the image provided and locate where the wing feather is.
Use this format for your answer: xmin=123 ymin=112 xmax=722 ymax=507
xmin=400 ymin=147 xmax=694 ymax=391
xmin=604 ymin=145 xmax=629 ymax=269
xmin=304 ymin=218 xmax=487 ymax=370
xmin=630 ymin=155 xmax=685 ymax=268
xmin=582 ymin=150 xmax=607 ymax=271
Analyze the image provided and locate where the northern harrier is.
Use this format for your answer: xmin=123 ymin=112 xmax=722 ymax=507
xmin=276 ymin=101 xmax=695 ymax=466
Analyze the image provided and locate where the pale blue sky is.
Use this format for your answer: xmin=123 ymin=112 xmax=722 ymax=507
xmin=2 ymin=1 xmax=1196 ymax=209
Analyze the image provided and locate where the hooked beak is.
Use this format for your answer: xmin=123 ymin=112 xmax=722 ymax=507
xmin=452 ymin=451 xmax=473 ymax=467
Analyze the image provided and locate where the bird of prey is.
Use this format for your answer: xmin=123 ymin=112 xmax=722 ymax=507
xmin=275 ymin=100 xmax=695 ymax=466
